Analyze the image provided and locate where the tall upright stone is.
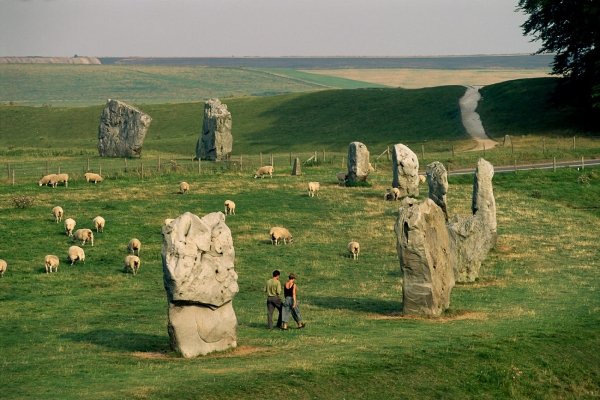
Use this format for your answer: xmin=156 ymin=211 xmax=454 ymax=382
xmin=196 ymin=99 xmax=232 ymax=161
xmin=426 ymin=161 xmax=449 ymax=220
xmin=162 ymin=211 xmax=239 ymax=358
xmin=291 ymin=157 xmax=302 ymax=176
xmin=98 ymin=99 xmax=152 ymax=158
xmin=392 ymin=144 xmax=419 ymax=198
xmin=347 ymin=141 xmax=370 ymax=183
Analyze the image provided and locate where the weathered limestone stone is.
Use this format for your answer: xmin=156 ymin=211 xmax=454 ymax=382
xmin=395 ymin=198 xmax=455 ymax=316
xmin=196 ymin=99 xmax=232 ymax=161
xmin=347 ymin=141 xmax=370 ymax=183
xmin=291 ymin=157 xmax=301 ymax=176
xmin=162 ymin=211 xmax=238 ymax=357
xmin=98 ymin=99 xmax=152 ymax=158
xmin=426 ymin=161 xmax=449 ymax=220
xmin=392 ymin=144 xmax=419 ymax=198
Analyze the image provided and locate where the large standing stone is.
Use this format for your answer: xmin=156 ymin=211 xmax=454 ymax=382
xmin=196 ymin=99 xmax=232 ymax=161
xmin=347 ymin=141 xmax=370 ymax=183
xmin=291 ymin=157 xmax=301 ymax=176
xmin=98 ymin=99 xmax=152 ymax=158
xmin=395 ymin=198 xmax=455 ymax=316
xmin=426 ymin=161 xmax=449 ymax=220
xmin=392 ymin=144 xmax=419 ymax=198
xmin=162 ymin=211 xmax=238 ymax=357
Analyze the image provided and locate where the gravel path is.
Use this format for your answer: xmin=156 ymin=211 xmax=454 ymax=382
xmin=459 ymin=86 xmax=498 ymax=151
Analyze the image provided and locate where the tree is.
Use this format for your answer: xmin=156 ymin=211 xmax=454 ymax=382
xmin=518 ymin=0 xmax=600 ymax=109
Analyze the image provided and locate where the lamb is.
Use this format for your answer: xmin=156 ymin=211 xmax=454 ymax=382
xmin=224 ymin=200 xmax=236 ymax=215
xmin=384 ymin=187 xmax=401 ymax=201
xmin=0 ymin=259 xmax=7 ymax=277
xmin=308 ymin=182 xmax=320 ymax=197
xmin=124 ymin=255 xmax=141 ymax=275
xmin=128 ymin=238 xmax=141 ymax=256
xmin=84 ymin=172 xmax=103 ymax=184
xmin=67 ymin=246 xmax=85 ymax=265
xmin=72 ymin=228 xmax=94 ymax=246
xmin=38 ymin=174 xmax=59 ymax=187
xmin=179 ymin=181 xmax=190 ymax=194
xmin=44 ymin=255 xmax=60 ymax=273
xmin=336 ymin=172 xmax=347 ymax=185
xmin=56 ymin=173 xmax=69 ymax=187
xmin=51 ymin=206 xmax=64 ymax=223
xmin=254 ymin=165 xmax=274 ymax=178
xmin=270 ymin=227 xmax=293 ymax=245
xmin=348 ymin=241 xmax=360 ymax=260
xmin=64 ymin=218 xmax=76 ymax=237
xmin=92 ymin=216 xmax=105 ymax=233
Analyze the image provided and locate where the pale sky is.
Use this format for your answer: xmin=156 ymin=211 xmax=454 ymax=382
xmin=0 ymin=0 xmax=539 ymax=57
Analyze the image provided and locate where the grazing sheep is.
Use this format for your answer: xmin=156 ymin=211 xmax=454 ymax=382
xmin=128 ymin=238 xmax=141 ymax=256
xmin=124 ymin=255 xmax=141 ymax=275
xmin=84 ymin=172 xmax=103 ymax=184
xmin=51 ymin=206 xmax=64 ymax=223
xmin=419 ymin=174 xmax=426 ymax=184
xmin=163 ymin=218 xmax=174 ymax=226
xmin=254 ymin=165 xmax=274 ymax=179
xmin=0 ymin=259 xmax=7 ymax=277
xmin=179 ymin=181 xmax=190 ymax=194
xmin=67 ymin=246 xmax=85 ymax=265
xmin=308 ymin=181 xmax=320 ymax=197
xmin=384 ymin=187 xmax=401 ymax=201
xmin=92 ymin=216 xmax=105 ymax=233
xmin=44 ymin=255 xmax=60 ymax=273
xmin=224 ymin=200 xmax=236 ymax=215
xmin=270 ymin=227 xmax=293 ymax=245
xmin=72 ymin=228 xmax=94 ymax=246
xmin=56 ymin=173 xmax=69 ymax=187
xmin=64 ymin=218 xmax=76 ymax=237
xmin=348 ymin=241 xmax=360 ymax=260
xmin=336 ymin=172 xmax=347 ymax=185
xmin=38 ymin=174 xmax=59 ymax=187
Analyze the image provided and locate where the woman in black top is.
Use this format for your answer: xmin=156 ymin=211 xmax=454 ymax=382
xmin=281 ymin=273 xmax=305 ymax=330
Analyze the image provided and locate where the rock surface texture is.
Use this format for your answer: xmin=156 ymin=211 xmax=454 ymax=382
xmin=291 ymin=157 xmax=302 ymax=176
xmin=426 ymin=161 xmax=449 ymax=220
xmin=392 ymin=144 xmax=420 ymax=198
xmin=196 ymin=99 xmax=232 ymax=161
xmin=98 ymin=99 xmax=152 ymax=157
xmin=347 ymin=141 xmax=370 ymax=183
xmin=162 ymin=211 xmax=238 ymax=358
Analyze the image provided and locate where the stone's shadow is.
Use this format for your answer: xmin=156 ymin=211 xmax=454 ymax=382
xmin=62 ymin=329 xmax=169 ymax=353
xmin=309 ymin=296 xmax=401 ymax=315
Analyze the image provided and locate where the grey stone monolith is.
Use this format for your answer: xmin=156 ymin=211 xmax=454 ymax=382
xmin=347 ymin=141 xmax=370 ymax=183
xmin=291 ymin=157 xmax=301 ymax=176
xmin=98 ymin=99 xmax=152 ymax=157
xmin=392 ymin=144 xmax=419 ymax=198
xmin=162 ymin=211 xmax=238 ymax=358
xmin=196 ymin=99 xmax=232 ymax=161
xmin=426 ymin=161 xmax=449 ymax=220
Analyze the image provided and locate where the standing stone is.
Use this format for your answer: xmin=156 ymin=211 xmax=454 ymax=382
xmin=162 ymin=211 xmax=238 ymax=358
xmin=395 ymin=198 xmax=455 ymax=316
xmin=392 ymin=144 xmax=420 ymax=198
xmin=196 ymin=99 xmax=232 ymax=161
xmin=98 ymin=99 xmax=152 ymax=158
xmin=426 ymin=161 xmax=449 ymax=220
xmin=347 ymin=141 xmax=370 ymax=183
xmin=291 ymin=157 xmax=302 ymax=176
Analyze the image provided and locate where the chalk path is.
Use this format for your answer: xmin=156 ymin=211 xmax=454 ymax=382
xmin=459 ymin=86 xmax=498 ymax=151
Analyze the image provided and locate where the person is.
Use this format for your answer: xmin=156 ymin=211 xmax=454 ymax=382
xmin=264 ymin=269 xmax=283 ymax=329
xmin=281 ymin=273 xmax=305 ymax=330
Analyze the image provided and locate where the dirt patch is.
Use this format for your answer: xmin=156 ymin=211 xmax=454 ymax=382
xmin=132 ymin=351 xmax=171 ymax=360
xmin=369 ymin=310 xmax=488 ymax=322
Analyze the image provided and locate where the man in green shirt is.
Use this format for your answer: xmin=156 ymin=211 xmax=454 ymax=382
xmin=265 ymin=270 xmax=283 ymax=329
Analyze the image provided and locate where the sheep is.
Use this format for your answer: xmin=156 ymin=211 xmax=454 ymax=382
xmin=56 ymin=173 xmax=69 ymax=187
xmin=124 ymin=255 xmax=141 ymax=275
xmin=254 ymin=165 xmax=274 ymax=179
xmin=336 ymin=172 xmax=347 ymax=185
xmin=179 ymin=181 xmax=190 ymax=194
xmin=224 ymin=200 xmax=236 ymax=215
xmin=128 ymin=238 xmax=141 ymax=256
xmin=38 ymin=174 xmax=59 ymax=187
xmin=44 ymin=255 xmax=60 ymax=273
xmin=92 ymin=216 xmax=105 ymax=233
xmin=270 ymin=227 xmax=293 ymax=245
xmin=348 ymin=241 xmax=360 ymax=260
xmin=164 ymin=218 xmax=174 ymax=225
xmin=84 ymin=172 xmax=103 ymax=184
xmin=64 ymin=218 xmax=76 ymax=237
xmin=51 ymin=206 xmax=64 ymax=223
xmin=384 ymin=187 xmax=401 ymax=201
xmin=308 ymin=182 xmax=320 ymax=197
xmin=419 ymin=174 xmax=427 ymax=184
xmin=72 ymin=228 xmax=94 ymax=246
xmin=67 ymin=246 xmax=85 ymax=265
xmin=0 ymin=259 xmax=7 ymax=277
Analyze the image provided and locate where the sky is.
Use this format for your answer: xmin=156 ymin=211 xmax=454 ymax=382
xmin=0 ymin=0 xmax=540 ymax=57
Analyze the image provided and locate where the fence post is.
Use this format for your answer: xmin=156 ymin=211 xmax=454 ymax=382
xmin=543 ymin=138 xmax=546 ymax=155
xmin=240 ymin=154 xmax=243 ymax=171
xmin=270 ymin=153 xmax=273 ymax=166
xmin=99 ymin=164 xmax=102 ymax=176
xmin=341 ymin=156 xmax=345 ymax=169
xmin=87 ymin=158 xmax=90 ymax=171
xmin=513 ymin=157 xmax=517 ymax=172
xmin=573 ymin=136 xmax=576 ymax=150
xmin=7 ymin=163 xmax=10 ymax=180
xmin=421 ymin=143 xmax=425 ymax=161
xmin=451 ymin=145 xmax=455 ymax=158
xmin=581 ymin=156 xmax=585 ymax=170
xmin=289 ymin=152 xmax=292 ymax=166
xmin=322 ymin=150 xmax=326 ymax=163
xmin=553 ymin=157 xmax=556 ymax=172
xmin=260 ymin=152 xmax=263 ymax=165
xmin=198 ymin=159 xmax=201 ymax=175
xmin=158 ymin=154 xmax=161 ymax=172
xmin=12 ymin=170 xmax=15 ymax=186
xmin=511 ymin=141 xmax=514 ymax=154
xmin=387 ymin=145 xmax=391 ymax=161
xmin=58 ymin=166 xmax=61 ymax=174
xmin=141 ymin=162 xmax=144 ymax=180
xmin=314 ymin=151 xmax=317 ymax=163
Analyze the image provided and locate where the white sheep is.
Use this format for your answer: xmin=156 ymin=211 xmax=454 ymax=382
xmin=336 ymin=172 xmax=347 ymax=185
xmin=308 ymin=182 xmax=320 ymax=197
xmin=38 ymin=174 xmax=59 ymax=187
xmin=51 ymin=206 xmax=64 ymax=223
xmin=92 ymin=216 xmax=105 ymax=233
xmin=0 ymin=259 xmax=7 ymax=277
xmin=72 ymin=228 xmax=94 ymax=246
xmin=348 ymin=241 xmax=360 ymax=260
xmin=64 ymin=218 xmax=76 ymax=237
xmin=84 ymin=172 xmax=103 ymax=184
xmin=224 ymin=200 xmax=236 ymax=215
xmin=179 ymin=181 xmax=190 ymax=194
xmin=67 ymin=246 xmax=85 ymax=265
xmin=419 ymin=174 xmax=427 ymax=184
xmin=254 ymin=165 xmax=274 ymax=178
xmin=128 ymin=238 xmax=141 ymax=256
xmin=124 ymin=255 xmax=141 ymax=275
xmin=56 ymin=173 xmax=69 ymax=187
xmin=44 ymin=255 xmax=60 ymax=273
xmin=270 ymin=227 xmax=293 ymax=245
xmin=384 ymin=187 xmax=401 ymax=201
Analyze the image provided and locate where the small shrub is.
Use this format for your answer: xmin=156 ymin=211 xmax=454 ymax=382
xmin=577 ymin=174 xmax=591 ymax=185
xmin=12 ymin=195 xmax=34 ymax=209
